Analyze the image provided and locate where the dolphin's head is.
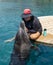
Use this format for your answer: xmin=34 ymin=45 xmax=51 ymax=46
xmin=15 ymin=25 xmax=31 ymax=45
xmin=16 ymin=21 xmax=30 ymax=43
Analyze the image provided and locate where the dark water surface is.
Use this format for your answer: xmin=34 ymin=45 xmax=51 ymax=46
xmin=0 ymin=0 xmax=53 ymax=65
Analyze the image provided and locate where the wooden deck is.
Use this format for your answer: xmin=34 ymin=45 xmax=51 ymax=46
xmin=36 ymin=33 xmax=53 ymax=45
xmin=38 ymin=16 xmax=53 ymax=34
xmin=35 ymin=16 xmax=53 ymax=45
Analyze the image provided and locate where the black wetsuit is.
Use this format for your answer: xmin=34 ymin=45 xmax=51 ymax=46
xmin=22 ymin=16 xmax=42 ymax=35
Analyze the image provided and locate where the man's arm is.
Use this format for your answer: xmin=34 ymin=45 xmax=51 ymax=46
xmin=29 ymin=32 xmax=40 ymax=40
xmin=25 ymin=26 xmax=42 ymax=40
xmin=29 ymin=17 xmax=42 ymax=40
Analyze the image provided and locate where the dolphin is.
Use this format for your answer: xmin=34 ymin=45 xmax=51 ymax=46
xmin=9 ymin=21 xmax=41 ymax=65
xmin=14 ymin=22 xmax=33 ymax=60
xmin=9 ymin=22 xmax=34 ymax=65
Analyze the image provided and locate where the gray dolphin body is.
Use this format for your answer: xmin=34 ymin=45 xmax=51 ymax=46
xmin=14 ymin=22 xmax=33 ymax=59
xmin=9 ymin=22 xmax=34 ymax=65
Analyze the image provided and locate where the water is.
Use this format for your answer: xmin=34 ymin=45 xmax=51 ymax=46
xmin=0 ymin=0 xmax=53 ymax=65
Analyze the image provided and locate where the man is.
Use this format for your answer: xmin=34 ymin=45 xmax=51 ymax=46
xmin=21 ymin=9 xmax=42 ymax=41
xmin=4 ymin=9 xmax=42 ymax=42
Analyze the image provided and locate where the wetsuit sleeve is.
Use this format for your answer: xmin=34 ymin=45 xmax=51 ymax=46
xmin=28 ymin=29 xmax=36 ymax=33
xmin=33 ymin=17 xmax=42 ymax=35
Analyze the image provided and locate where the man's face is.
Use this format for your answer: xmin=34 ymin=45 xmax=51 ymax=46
xmin=24 ymin=16 xmax=31 ymax=21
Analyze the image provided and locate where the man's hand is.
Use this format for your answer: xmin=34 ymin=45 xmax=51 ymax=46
xmin=30 ymin=34 xmax=36 ymax=39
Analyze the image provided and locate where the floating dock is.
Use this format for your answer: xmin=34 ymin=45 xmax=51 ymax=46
xmin=36 ymin=16 xmax=53 ymax=45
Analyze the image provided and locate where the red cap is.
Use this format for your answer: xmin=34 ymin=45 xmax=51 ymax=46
xmin=23 ymin=9 xmax=31 ymax=14
xmin=21 ymin=9 xmax=32 ymax=18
